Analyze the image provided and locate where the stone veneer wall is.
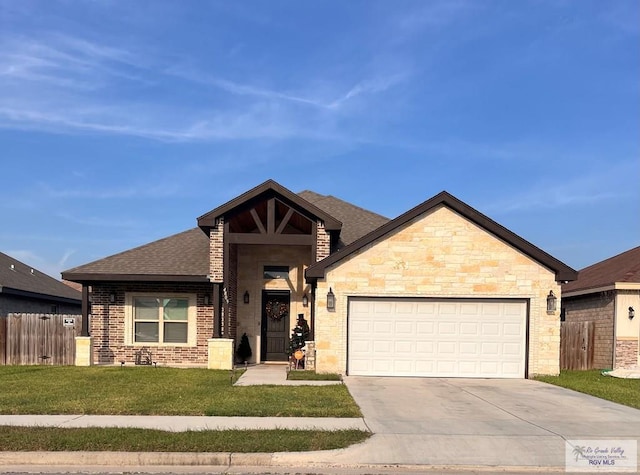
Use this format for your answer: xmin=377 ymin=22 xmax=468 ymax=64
xmin=561 ymin=292 xmax=615 ymax=369
xmin=314 ymin=205 xmax=562 ymax=377
xmin=615 ymin=340 xmax=639 ymax=368
xmin=91 ymin=282 xmax=213 ymax=366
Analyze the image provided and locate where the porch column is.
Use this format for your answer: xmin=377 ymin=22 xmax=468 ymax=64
xmin=213 ymin=283 xmax=221 ymax=338
xmin=81 ymin=285 xmax=90 ymax=337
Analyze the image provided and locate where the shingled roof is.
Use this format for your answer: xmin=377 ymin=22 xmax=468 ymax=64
xmin=0 ymin=251 xmax=82 ymax=303
xmin=62 ymin=228 xmax=210 ymax=283
xmin=63 ymin=184 xmax=386 ymax=283
xmin=563 ymin=245 xmax=640 ymax=295
xmin=297 ymin=190 xmax=389 ymax=248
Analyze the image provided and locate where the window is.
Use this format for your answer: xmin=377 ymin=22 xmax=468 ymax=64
xmin=129 ymin=295 xmax=193 ymax=345
xmin=264 ymin=265 xmax=289 ymax=279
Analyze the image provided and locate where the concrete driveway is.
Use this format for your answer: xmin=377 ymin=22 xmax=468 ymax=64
xmin=277 ymin=377 xmax=640 ymax=469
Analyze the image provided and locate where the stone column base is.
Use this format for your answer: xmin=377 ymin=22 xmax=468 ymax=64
xmin=208 ymin=338 xmax=234 ymax=370
xmin=75 ymin=336 xmax=94 ymax=366
xmin=304 ymin=341 xmax=316 ymax=371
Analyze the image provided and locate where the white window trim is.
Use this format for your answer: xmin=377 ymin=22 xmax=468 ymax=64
xmin=124 ymin=292 xmax=197 ymax=347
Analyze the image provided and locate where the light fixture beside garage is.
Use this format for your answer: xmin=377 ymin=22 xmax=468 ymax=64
xmin=629 ymin=307 xmax=635 ymax=320
xmin=546 ymin=290 xmax=557 ymax=314
xmin=326 ymin=288 xmax=335 ymax=311
xmin=243 ymin=291 xmax=250 ymax=304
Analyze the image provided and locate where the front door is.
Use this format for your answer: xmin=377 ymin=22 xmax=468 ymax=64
xmin=261 ymin=290 xmax=290 ymax=361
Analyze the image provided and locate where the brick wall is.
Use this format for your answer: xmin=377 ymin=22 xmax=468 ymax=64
xmin=315 ymin=205 xmax=561 ymax=377
xmin=316 ymin=221 xmax=331 ymax=262
xmin=90 ymin=282 xmax=213 ymax=366
xmin=0 ymin=294 xmax=81 ymax=317
xmin=562 ymin=292 xmax=615 ymax=369
xmin=209 ymin=218 xmax=224 ymax=282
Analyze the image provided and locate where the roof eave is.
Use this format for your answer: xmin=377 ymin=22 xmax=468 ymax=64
xmin=61 ymin=273 xmax=210 ymax=284
xmin=563 ymin=282 xmax=640 ymax=298
xmin=0 ymin=286 xmax=81 ymax=305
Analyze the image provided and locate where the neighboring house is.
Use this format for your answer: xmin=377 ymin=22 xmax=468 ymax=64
xmin=62 ymin=179 xmax=576 ymax=378
xmin=0 ymin=252 xmax=82 ymax=316
xmin=562 ymin=246 xmax=640 ymax=369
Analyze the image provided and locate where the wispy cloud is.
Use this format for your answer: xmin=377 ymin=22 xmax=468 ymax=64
xmin=167 ymin=66 xmax=407 ymax=111
xmin=37 ymin=182 xmax=180 ymax=200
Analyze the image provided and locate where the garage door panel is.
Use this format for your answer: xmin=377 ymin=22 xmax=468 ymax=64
xmin=481 ymin=322 xmax=500 ymax=335
xmin=348 ymin=298 xmax=526 ymax=378
xmin=394 ymin=341 xmax=413 ymax=353
xmin=438 ymin=322 xmax=457 ymax=334
xmin=416 ymin=322 xmax=435 ymax=334
xmin=395 ymin=321 xmax=413 ymax=333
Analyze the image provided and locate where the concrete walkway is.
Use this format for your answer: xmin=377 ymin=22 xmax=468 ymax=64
xmin=233 ymin=363 xmax=343 ymax=386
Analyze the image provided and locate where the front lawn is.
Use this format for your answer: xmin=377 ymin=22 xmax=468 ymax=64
xmin=0 ymin=426 xmax=369 ymax=452
xmin=535 ymin=370 xmax=640 ymax=409
xmin=0 ymin=366 xmax=361 ymax=417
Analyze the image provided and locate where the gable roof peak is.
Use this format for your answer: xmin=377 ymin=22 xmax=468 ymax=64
xmin=306 ymin=190 xmax=577 ymax=282
xmin=197 ymin=179 xmax=342 ymax=231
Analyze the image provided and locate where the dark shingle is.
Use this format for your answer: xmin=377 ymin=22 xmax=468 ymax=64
xmin=563 ymin=245 xmax=640 ymax=294
xmin=0 ymin=252 xmax=82 ymax=301
xmin=297 ymin=190 xmax=389 ymax=247
xmin=62 ymin=228 xmax=209 ymax=280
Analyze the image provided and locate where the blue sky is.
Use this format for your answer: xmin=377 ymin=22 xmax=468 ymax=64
xmin=1 ymin=0 xmax=638 ymax=279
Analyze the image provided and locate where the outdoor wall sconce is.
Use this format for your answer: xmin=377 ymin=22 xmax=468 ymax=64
xmin=546 ymin=290 xmax=557 ymax=314
xmin=629 ymin=307 xmax=635 ymax=320
xmin=204 ymin=294 xmax=210 ymax=305
xmin=327 ymin=287 xmax=335 ymax=311
xmin=243 ymin=291 xmax=250 ymax=304
xmin=109 ymin=292 xmax=116 ymax=304
xmin=302 ymin=293 xmax=309 ymax=307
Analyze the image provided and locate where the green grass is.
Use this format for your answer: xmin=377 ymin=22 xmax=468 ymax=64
xmin=0 ymin=366 xmax=361 ymax=417
xmin=287 ymin=371 xmax=342 ymax=381
xmin=0 ymin=426 xmax=370 ymax=452
xmin=536 ymin=370 xmax=640 ymax=409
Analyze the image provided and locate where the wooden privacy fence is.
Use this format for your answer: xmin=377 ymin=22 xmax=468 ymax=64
xmin=0 ymin=313 xmax=81 ymax=366
xmin=560 ymin=321 xmax=595 ymax=370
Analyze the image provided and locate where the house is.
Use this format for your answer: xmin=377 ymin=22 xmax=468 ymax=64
xmin=0 ymin=251 xmax=82 ymax=316
xmin=62 ymin=179 xmax=576 ymax=377
xmin=562 ymin=246 xmax=640 ymax=369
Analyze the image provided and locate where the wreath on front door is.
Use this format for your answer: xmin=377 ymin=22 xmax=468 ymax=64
xmin=266 ymin=299 xmax=288 ymax=321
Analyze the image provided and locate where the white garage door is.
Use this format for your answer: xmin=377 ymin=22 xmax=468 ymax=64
xmin=348 ymin=298 xmax=527 ymax=378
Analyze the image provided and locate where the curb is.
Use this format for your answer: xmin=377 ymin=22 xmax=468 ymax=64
xmin=0 ymin=452 xmax=567 ymax=472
